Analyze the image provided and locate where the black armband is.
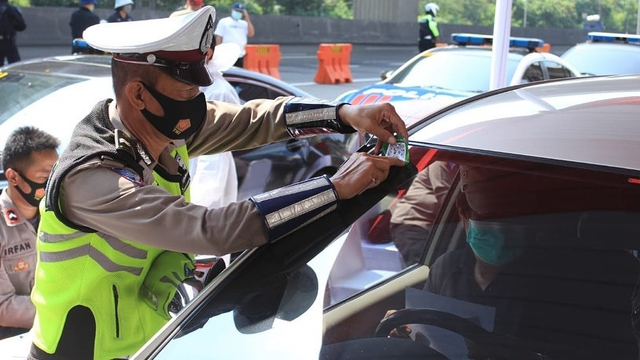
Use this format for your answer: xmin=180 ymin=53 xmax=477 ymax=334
xmin=284 ymin=97 xmax=356 ymax=138
xmin=250 ymin=175 xmax=339 ymax=241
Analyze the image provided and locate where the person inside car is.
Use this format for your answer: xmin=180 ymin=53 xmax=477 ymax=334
xmin=27 ymin=7 xmax=407 ymax=360
xmin=387 ymin=161 xmax=640 ymax=359
xmin=387 ymin=164 xmax=535 ymax=355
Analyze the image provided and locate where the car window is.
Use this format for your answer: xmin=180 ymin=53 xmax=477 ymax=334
xmin=520 ymin=62 xmax=543 ymax=83
xmin=326 ymin=147 xmax=456 ymax=305
xmin=543 ymin=60 xmax=574 ymax=79
xmin=388 ymin=50 xmax=521 ymax=94
xmin=322 ymin=147 xmax=640 ymax=360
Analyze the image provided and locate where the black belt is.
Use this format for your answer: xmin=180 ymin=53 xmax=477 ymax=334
xmin=0 ymin=34 xmax=13 ymax=40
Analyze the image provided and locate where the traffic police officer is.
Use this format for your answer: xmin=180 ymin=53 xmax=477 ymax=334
xmin=0 ymin=126 xmax=59 ymax=339
xmin=0 ymin=0 xmax=27 ymax=65
xmin=29 ymin=6 xmax=407 ymax=360
xmin=418 ymin=2 xmax=440 ymax=52
xmin=107 ymin=0 xmax=134 ymax=23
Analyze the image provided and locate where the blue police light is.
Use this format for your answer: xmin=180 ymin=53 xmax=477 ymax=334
xmin=451 ymin=33 xmax=545 ymax=50
xmin=451 ymin=33 xmax=491 ymax=46
xmin=588 ymin=32 xmax=640 ymax=45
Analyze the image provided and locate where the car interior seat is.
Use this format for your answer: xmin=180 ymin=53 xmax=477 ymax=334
xmin=518 ymin=210 xmax=640 ymax=360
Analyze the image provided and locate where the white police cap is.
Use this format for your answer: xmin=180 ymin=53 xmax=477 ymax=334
xmin=83 ymin=6 xmax=216 ymax=86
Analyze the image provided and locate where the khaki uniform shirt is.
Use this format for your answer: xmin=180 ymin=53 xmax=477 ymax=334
xmin=390 ymin=161 xmax=457 ymax=229
xmin=0 ymin=189 xmax=36 ymax=329
xmin=60 ymin=98 xmax=293 ymax=256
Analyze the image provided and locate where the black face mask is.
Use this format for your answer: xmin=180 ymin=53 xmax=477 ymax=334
xmin=13 ymin=170 xmax=47 ymax=207
xmin=140 ymin=83 xmax=207 ymax=140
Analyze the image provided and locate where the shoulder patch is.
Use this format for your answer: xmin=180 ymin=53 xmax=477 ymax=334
xmin=3 ymin=208 xmax=20 ymax=225
xmin=110 ymin=168 xmax=144 ymax=187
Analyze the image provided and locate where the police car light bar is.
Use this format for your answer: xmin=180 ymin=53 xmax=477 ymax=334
xmin=587 ymin=32 xmax=640 ymax=45
xmin=451 ymin=33 xmax=545 ymax=51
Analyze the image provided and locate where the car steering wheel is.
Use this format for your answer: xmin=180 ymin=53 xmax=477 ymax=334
xmin=374 ymin=308 xmax=551 ymax=360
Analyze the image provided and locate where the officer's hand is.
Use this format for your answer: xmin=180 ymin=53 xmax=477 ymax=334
xmin=338 ymin=103 xmax=408 ymax=153
xmin=330 ymin=152 xmax=405 ymax=199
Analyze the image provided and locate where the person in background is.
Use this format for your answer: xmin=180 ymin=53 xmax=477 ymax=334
xmin=214 ymin=2 xmax=254 ymax=68
xmin=189 ymin=42 xmax=242 ymax=212
xmin=390 ymin=161 xmax=456 ymax=266
xmin=27 ymin=7 xmax=407 ymax=359
xmin=0 ymin=0 xmax=26 ymax=65
xmin=169 ymin=0 xmax=204 ymax=18
xmin=107 ymin=0 xmax=134 ymax=23
xmin=0 ymin=126 xmax=59 ymax=340
xmin=69 ymin=0 xmax=100 ymax=54
xmin=189 ymin=42 xmax=243 ymax=267
xmin=417 ymin=2 xmax=439 ymax=52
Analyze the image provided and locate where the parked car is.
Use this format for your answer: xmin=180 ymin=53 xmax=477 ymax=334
xmin=336 ymin=33 xmax=581 ymax=107
xmin=561 ymin=32 xmax=640 ymax=76
xmin=0 ymin=55 xmax=356 ymax=199
xmin=117 ymin=74 xmax=640 ymax=359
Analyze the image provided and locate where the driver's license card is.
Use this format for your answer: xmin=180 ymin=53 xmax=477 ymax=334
xmin=381 ymin=135 xmax=409 ymax=163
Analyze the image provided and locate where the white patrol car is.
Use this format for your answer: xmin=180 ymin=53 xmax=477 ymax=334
xmin=561 ymin=32 xmax=640 ymax=76
xmin=336 ymin=33 xmax=581 ymax=107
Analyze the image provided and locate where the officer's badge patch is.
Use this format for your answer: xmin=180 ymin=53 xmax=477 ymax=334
xmin=110 ymin=168 xmax=144 ymax=187
xmin=13 ymin=258 xmax=29 ymax=272
xmin=3 ymin=208 xmax=20 ymax=225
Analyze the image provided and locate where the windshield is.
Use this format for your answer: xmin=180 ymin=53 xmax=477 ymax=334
xmin=387 ymin=50 xmax=521 ymax=93
xmin=0 ymin=71 xmax=84 ymax=125
xmin=562 ymin=43 xmax=640 ymax=75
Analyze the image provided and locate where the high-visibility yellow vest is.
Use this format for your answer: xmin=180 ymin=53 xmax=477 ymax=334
xmin=32 ymin=141 xmax=193 ymax=359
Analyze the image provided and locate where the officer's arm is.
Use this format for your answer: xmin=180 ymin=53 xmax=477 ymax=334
xmin=187 ymin=96 xmax=356 ymax=158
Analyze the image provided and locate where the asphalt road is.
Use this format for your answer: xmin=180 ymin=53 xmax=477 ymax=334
xmin=17 ymin=44 xmax=419 ymax=100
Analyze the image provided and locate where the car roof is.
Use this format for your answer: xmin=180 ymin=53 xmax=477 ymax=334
xmin=411 ymin=74 xmax=640 ymax=172
xmin=1 ymin=55 xmax=113 ymax=78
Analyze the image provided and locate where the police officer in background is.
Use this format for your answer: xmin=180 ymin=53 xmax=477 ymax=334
xmin=28 ymin=7 xmax=407 ymax=359
xmin=418 ymin=2 xmax=439 ymax=52
xmin=69 ymin=0 xmax=100 ymax=54
xmin=107 ymin=0 xmax=134 ymax=23
xmin=0 ymin=126 xmax=59 ymax=340
xmin=0 ymin=0 xmax=26 ymax=65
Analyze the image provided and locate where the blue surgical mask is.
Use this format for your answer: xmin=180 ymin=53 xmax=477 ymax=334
xmin=466 ymin=219 xmax=526 ymax=265
xmin=231 ymin=10 xmax=243 ymax=20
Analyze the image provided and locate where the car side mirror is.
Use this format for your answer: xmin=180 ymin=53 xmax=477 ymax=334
xmin=233 ymin=265 xmax=318 ymax=334
xmin=380 ymin=70 xmax=392 ymax=81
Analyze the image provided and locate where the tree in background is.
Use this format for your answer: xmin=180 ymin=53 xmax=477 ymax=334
xmin=419 ymin=0 xmax=636 ymax=32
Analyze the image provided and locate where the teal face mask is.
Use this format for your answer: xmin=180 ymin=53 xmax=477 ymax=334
xmin=466 ymin=219 xmax=526 ymax=265
xmin=231 ymin=10 xmax=243 ymax=20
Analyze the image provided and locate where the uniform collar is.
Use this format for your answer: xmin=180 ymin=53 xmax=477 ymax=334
xmin=0 ymin=189 xmax=25 ymax=227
